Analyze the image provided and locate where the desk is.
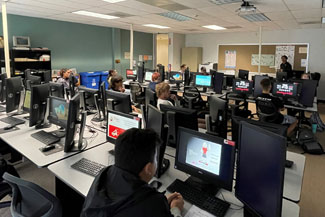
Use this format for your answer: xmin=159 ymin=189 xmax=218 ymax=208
xmin=0 ymin=114 xmax=107 ymax=168
xmin=164 ymin=146 xmax=305 ymax=203
xmin=48 ymin=144 xmax=299 ymax=217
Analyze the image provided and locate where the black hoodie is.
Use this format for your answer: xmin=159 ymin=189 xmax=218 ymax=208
xmin=81 ymin=165 xmax=174 ymax=217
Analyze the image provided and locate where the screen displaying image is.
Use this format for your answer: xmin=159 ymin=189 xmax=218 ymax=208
xmin=24 ymin=90 xmax=31 ymax=109
xmin=126 ymin=69 xmax=136 ymax=76
xmin=17 ymin=37 xmax=29 ymax=46
xmin=145 ymin=71 xmax=153 ymax=81
xmin=107 ymin=112 xmax=140 ymax=139
xmin=172 ymin=73 xmax=183 ymax=81
xmin=274 ymin=83 xmax=296 ymax=96
xmin=50 ymin=98 xmax=69 ymax=122
xmin=235 ymin=80 xmax=250 ymax=92
xmin=195 ymin=75 xmax=212 ymax=87
xmin=185 ymin=137 xmax=222 ymax=176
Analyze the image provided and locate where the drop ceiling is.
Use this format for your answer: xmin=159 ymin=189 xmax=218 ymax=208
xmin=1 ymin=0 xmax=325 ymax=34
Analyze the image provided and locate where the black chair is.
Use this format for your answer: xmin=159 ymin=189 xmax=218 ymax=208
xmin=182 ymin=86 xmax=206 ymax=110
xmin=205 ymin=96 xmax=228 ymax=138
xmin=130 ymin=82 xmax=144 ymax=105
xmin=145 ymin=88 xmax=157 ymax=108
xmin=255 ymin=97 xmax=280 ymax=123
xmin=3 ymin=172 xmax=62 ymax=217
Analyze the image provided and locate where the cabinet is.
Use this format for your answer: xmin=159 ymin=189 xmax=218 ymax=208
xmin=181 ymin=47 xmax=202 ymax=72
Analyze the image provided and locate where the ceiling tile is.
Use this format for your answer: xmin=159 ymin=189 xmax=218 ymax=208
xmin=291 ymin=9 xmax=322 ymax=19
xmin=117 ymin=0 xmax=168 ymax=13
xmin=284 ymin=0 xmax=322 ymax=10
xmin=197 ymin=5 xmax=236 ymax=18
xmin=264 ymin=11 xmax=294 ymax=21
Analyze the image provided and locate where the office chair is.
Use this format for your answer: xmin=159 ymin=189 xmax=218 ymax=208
xmin=130 ymin=82 xmax=144 ymax=105
xmin=2 ymin=172 xmax=62 ymax=217
xmin=182 ymin=86 xmax=206 ymax=110
xmin=255 ymin=97 xmax=280 ymax=123
xmin=205 ymin=96 xmax=228 ymax=138
xmin=145 ymin=88 xmax=157 ymax=108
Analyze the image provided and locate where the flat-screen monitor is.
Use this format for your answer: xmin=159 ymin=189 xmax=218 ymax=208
xmin=211 ymin=71 xmax=223 ymax=94
xmin=106 ymin=109 xmax=141 ymax=143
xmin=78 ymin=86 xmax=98 ymax=110
xmin=299 ymin=80 xmax=318 ymax=107
xmin=106 ymin=90 xmax=132 ymax=114
xmin=49 ymin=82 xmax=65 ymax=98
xmin=175 ymin=127 xmax=235 ymax=191
xmin=159 ymin=104 xmax=198 ymax=147
xmin=126 ymin=69 xmax=137 ymax=80
xmin=145 ymin=71 xmax=154 ymax=82
xmin=42 ymin=70 xmax=52 ymax=83
xmin=29 ymin=84 xmax=50 ymax=128
xmin=272 ymin=82 xmax=298 ymax=99
xmin=25 ymin=74 xmax=41 ymax=90
xmin=48 ymin=96 xmax=69 ymax=128
xmin=23 ymin=90 xmax=31 ymax=113
xmin=236 ymin=122 xmax=286 ymax=217
xmin=0 ymin=73 xmax=7 ymax=102
xmin=276 ymin=71 xmax=287 ymax=82
xmin=233 ymin=79 xmax=253 ymax=95
xmin=169 ymin=71 xmax=183 ymax=84
xmin=13 ymin=36 xmax=31 ymax=47
xmin=238 ymin=69 xmax=249 ymax=80
xmin=224 ymin=75 xmax=235 ymax=87
xmin=137 ymin=66 xmax=145 ymax=83
xmin=194 ymin=74 xmax=212 ymax=88
xmin=6 ymin=77 xmax=23 ymax=113
xmin=253 ymin=75 xmax=268 ymax=97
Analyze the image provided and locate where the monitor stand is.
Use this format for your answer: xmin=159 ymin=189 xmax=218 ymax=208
xmin=176 ymin=83 xmax=181 ymax=90
xmin=184 ymin=176 xmax=220 ymax=196
xmin=35 ymin=99 xmax=52 ymax=129
xmin=91 ymin=94 xmax=103 ymax=122
xmin=71 ymin=111 xmax=88 ymax=152
xmin=50 ymin=128 xmax=66 ymax=138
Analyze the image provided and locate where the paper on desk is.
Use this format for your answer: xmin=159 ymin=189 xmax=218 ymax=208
xmin=185 ymin=205 xmax=215 ymax=217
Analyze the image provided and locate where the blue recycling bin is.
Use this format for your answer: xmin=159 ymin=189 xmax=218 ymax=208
xmin=79 ymin=72 xmax=101 ymax=89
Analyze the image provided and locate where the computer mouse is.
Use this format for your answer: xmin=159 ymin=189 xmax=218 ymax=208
xmin=4 ymin=125 xmax=15 ymax=130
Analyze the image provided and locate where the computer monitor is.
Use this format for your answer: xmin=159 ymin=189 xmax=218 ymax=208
xmin=299 ymin=80 xmax=318 ymax=107
xmin=25 ymin=74 xmax=41 ymax=90
xmin=184 ymin=69 xmax=191 ymax=86
xmin=78 ymin=86 xmax=98 ymax=111
xmin=49 ymin=82 xmax=65 ymax=98
xmin=276 ymin=71 xmax=287 ymax=82
xmin=137 ymin=65 xmax=145 ymax=83
xmin=232 ymin=79 xmax=253 ymax=95
xmin=42 ymin=70 xmax=52 ymax=83
xmin=145 ymin=71 xmax=154 ymax=82
xmin=105 ymin=90 xmax=132 ymax=114
xmin=29 ymin=84 xmax=50 ymax=128
xmin=48 ymin=96 xmax=69 ymax=129
xmin=175 ymin=127 xmax=235 ymax=193
xmin=0 ymin=73 xmax=7 ymax=102
xmin=238 ymin=69 xmax=249 ymax=80
xmin=236 ymin=122 xmax=286 ymax=217
xmin=231 ymin=116 xmax=287 ymax=146
xmin=272 ymin=82 xmax=298 ymax=99
xmin=211 ymin=71 xmax=223 ymax=94
xmin=159 ymin=104 xmax=198 ymax=147
xmin=194 ymin=74 xmax=212 ymax=88
xmin=106 ymin=109 xmax=141 ymax=143
xmin=169 ymin=71 xmax=183 ymax=84
xmin=23 ymin=89 xmax=31 ymax=113
xmin=253 ymin=75 xmax=268 ymax=97
xmin=6 ymin=77 xmax=24 ymax=114
xmin=158 ymin=65 xmax=165 ymax=81
xmin=224 ymin=75 xmax=235 ymax=88
xmin=146 ymin=105 xmax=169 ymax=178
xmin=126 ymin=69 xmax=137 ymax=81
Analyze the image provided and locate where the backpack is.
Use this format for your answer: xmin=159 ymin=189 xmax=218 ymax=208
xmin=298 ymin=129 xmax=324 ymax=155
xmin=309 ymin=112 xmax=325 ymax=132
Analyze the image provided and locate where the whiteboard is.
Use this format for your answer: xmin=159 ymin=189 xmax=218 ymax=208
xmin=251 ymin=54 xmax=275 ymax=66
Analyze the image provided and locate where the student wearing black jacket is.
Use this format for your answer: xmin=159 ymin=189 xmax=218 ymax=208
xmin=81 ymin=128 xmax=184 ymax=217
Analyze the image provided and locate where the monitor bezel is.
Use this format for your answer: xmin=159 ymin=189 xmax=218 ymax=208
xmin=169 ymin=71 xmax=184 ymax=84
xmin=194 ymin=74 xmax=212 ymax=88
xmin=272 ymin=82 xmax=298 ymax=99
xmin=48 ymin=96 xmax=69 ymax=128
xmin=232 ymin=78 xmax=253 ymax=95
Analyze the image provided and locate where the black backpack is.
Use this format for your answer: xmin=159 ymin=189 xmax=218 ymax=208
xmin=298 ymin=130 xmax=324 ymax=155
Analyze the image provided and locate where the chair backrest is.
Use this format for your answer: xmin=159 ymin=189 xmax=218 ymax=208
xmin=145 ymin=88 xmax=157 ymax=108
xmin=206 ymin=96 xmax=228 ymax=138
xmin=311 ymin=72 xmax=321 ymax=86
xmin=183 ymin=86 xmax=203 ymax=109
xmin=256 ymin=97 xmax=279 ymax=123
xmin=3 ymin=172 xmax=62 ymax=217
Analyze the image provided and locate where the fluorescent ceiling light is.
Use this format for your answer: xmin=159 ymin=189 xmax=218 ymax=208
xmin=102 ymin=0 xmax=126 ymax=3
xmin=322 ymin=17 xmax=325 ymax=24
xmin=240 ymin=13 xmax=270 ymax=22
xmin=159 ymin=12 xmax=193 ymax=22
xmin=73 ymin=11 xmax=120 ymax=19
xmin=143 ymin=24 xmax=170 ymax=29
xmin=210 ymin=0 xmax=242 ymax=5
xmin=202 ymin=25 xmax=226 ymax=30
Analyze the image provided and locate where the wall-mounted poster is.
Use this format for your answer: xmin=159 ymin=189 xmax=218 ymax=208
xmin=225 ymin=50 xmax=236 ymax=69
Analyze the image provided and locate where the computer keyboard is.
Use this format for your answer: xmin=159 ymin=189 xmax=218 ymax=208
xmin=31 ymin=130 xmax=60 ymax=145
xmin=0 ymin=116 xmax=25 ymax=126
xmin=71 ymin=158 xmax=106 ymax=177
xmin=167 ymin=179 xmax=230 ymax=217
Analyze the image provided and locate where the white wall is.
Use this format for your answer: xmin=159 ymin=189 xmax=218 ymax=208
xmin=186 ymin=28 xmax=325 ymax=100
xmin=168 ymin=33 xmax=185 ymax=71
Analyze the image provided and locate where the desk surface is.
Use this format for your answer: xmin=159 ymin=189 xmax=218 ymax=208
xmin=48 ymin=144 xmax=299 ymax=217
xmin=0 ymin=113 xmax=107 ymax=168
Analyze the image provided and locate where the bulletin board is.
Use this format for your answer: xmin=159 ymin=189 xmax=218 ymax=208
xmin=218 ymin=44 xmax=308 ymax=73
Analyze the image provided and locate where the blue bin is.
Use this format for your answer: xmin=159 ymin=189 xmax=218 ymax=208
xmin=96 ymin=71 xmax=109 ymax=89
xmin=79 ymin=72 xmax=101 ymax=89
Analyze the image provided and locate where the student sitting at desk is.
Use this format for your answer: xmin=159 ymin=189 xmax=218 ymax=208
xmin=107 ymin=69 xmax=118 ymax=87
xmin=56 ymin=68 xmax=72 ymax=88
xmin=258 ymin=78 xmax=298 ymax=136
xmin=81 ymin=128 xmax=184 ymax=217
xmin=200 ymin=66 xmax=209 ymax=75
xmin=149 ymin=72 xmax=161 ymax=92
xmin=110 ymin=75 xmax=126 ymax=93
xmin=156 ymin=82 xmax=177 ymax=110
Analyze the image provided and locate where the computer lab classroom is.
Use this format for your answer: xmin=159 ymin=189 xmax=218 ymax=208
xmin=0 ymin=0 xmax=325 ymax=217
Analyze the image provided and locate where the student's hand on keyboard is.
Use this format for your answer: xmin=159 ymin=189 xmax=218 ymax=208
xmin=168 ymin=193 xmax=184 ymax=211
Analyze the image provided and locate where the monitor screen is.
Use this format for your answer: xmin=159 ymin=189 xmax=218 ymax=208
xmin=145 ymin=71 xmax=153 ymax=82
xmin=106 ymin=110 xmax=141 ymax=143
xmin=236 ymin=122 xmax=286 ymax=217
xmin=169 ymin=71 xmax=183 ymax=84
xmin=23 ymin=90 xmax=31 ymax=111
xmin=272 ymin=82 xmax=297 ymax=98
xmin=48 ymin=97 xmax=69 ymax=128
xmin=126 ymin=69 xmax=137 ymax=77
xmin=195 ymin=75 xmax=212 ymax=87
xmin=175 ymin=127 xmax=235 ymax=191
xmin=15 ymin=36 xmax=30 ymax=47
xmin=233 ymin=79 xmax=252 ymax=94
